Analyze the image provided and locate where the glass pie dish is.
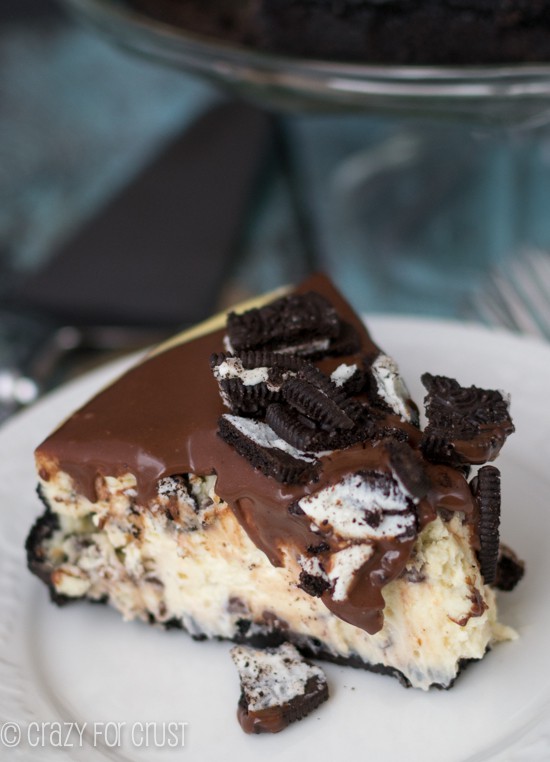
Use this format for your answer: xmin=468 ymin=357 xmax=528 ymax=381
xmin=61 ymin=0 xmax=550 ymax=123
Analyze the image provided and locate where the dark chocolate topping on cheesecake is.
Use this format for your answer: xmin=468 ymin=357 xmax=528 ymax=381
xmin=36 ymin=274 xmax=501 ymax=636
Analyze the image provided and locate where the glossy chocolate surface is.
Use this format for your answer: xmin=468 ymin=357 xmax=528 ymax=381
xmin=37 ymin=275 xmax=479 ymax=635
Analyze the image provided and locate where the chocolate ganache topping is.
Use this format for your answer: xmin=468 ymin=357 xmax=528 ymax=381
xmin=36 ymin=275 xmax=512 ymax=635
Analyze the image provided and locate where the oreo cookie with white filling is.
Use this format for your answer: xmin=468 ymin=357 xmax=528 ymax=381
xmin=227 ymin=292 xmax=340 ymax=354
xmin=218 ymin=414 xmax=321 ymax=484
xmin=231 ymin=642 xmax=329 ymax=734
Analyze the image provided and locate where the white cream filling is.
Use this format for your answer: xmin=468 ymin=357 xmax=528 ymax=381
xmin=371 ymin=354 xmax=416 ymax=424
xmin=330 ymin=363 xmax=358 ymax=387
xmin=223 ymin=334 xmax=330 ymax=356
xmin=298 ymin=555 xmax=327 ymax=579
xmin=214 ymin=357 xmax=270 ymax=387
xmin=298 ymin=473 xmax=414 ymax=541
xmin=224 ymin=415 xmax=316 ymax=463
xmin=328 ymin=544 xmax=374 ymax=601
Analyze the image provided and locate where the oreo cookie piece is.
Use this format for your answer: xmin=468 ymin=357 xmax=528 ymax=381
xmin=330 ymin=362 xmax=367 ymax=396
xmin=386 ymin=440 xmax=430 ymax=503
xmin=420 ymin=373 xmax=514 ymax=466
xmin=227 ymin=292 xmax=340 ymax=354
xmin=266 ymin=403 xmax=321 ymax=451
xmin=369 ymin=354 xmax=419 ymax=425
xmin=298 ymin=569 xmax=331 ymax=598
xmin=297 ymin=470 xmax=417 ymax=543
xmin=230 ymin=642 xmax=329 ymax=734
xmin=420 ymin=430 xmax=455 ymax=465
xmin=237 ymin=351 xmax=305 ymax=373
xmin=494 ymin=543 xmax=525 ymax=592
xmin=470 ymin=465 xmax=501 ymax=585
xmin=260 ymin=357 xmax=395 ymax=454
xmin=219 ymin=378 xmax=277 ymax=415
xmin=282 ymin=377 xmax=354 ymax=431
xmin=218 ymin=414 xmax=320 ymax=484
xmin=211 ymin=352 xmax=301 ymax=415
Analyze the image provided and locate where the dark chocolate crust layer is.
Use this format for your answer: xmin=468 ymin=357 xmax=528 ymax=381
xmin=26 ymin=495 xmax=72 ymax=607
xmin=127 ymin=0 xmax=550 ymax=64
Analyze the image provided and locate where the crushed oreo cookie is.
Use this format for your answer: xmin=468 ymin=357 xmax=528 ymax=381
xmin=231 ymin=642 xmax=329 ymax=734
xmin=298 ymin=569 xmax=331 ymax=598
xmin=227 ymin=292 xmax=340 ymax=353
xmin=220 ymin=377 xmax=277 ymax=416
xmin=213 ymin=293 xmax=398 ymax=478
xmin=330 ymin=362 xmax=366 ymax=395
xmin=218 ymin=414 xmax=320 ymax=484
xmin=298 ymin=468 xmax=417 ymax=543
xmin=226 ymin=291 xmax=360 ymax=358
xmin=420 ymin=373 xmax=514 ymax=466
xmin=211 ymin=351 xmax=307 ymax=416
xmin=494 ymin=543 xmax=525 ymax=592
xmin=370 ymin=353 xmax=420 ymax=425
xmin=282 ymin=377 xmax=354 ymax=431
xmin=266 ymin=403 xmax=321 ymax=451
xmin=470 ymin=465 xmax=501 ymax=585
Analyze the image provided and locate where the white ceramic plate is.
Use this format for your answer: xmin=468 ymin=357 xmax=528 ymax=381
xmin=0 ymin=317 xmax=549 ymax=762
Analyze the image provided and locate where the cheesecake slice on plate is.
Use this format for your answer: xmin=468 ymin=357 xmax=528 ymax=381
xmin=26 ymin=275 xmax=522 ymax=694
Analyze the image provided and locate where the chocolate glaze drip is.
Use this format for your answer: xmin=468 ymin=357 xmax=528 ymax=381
xmin=36 ymin=274 xmax=480 ymax=636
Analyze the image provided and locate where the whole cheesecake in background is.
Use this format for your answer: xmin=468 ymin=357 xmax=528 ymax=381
xmin=127 ymin=0 xmax=550 ymax=64
xmin=26 ymin=275 xmax=523 ymax=702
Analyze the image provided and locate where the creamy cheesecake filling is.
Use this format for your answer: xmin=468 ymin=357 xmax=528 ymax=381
xmin=36 ymin=468 xmax=514 ymax=691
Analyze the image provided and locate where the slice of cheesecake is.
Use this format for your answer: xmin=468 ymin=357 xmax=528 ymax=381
xmin=26 ymin=275 xmax=521 ymax=692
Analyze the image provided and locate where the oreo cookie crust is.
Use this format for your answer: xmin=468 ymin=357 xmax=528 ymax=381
xmin=27 ymin=274 xmax=521 ymax=709
xmin=26 ymin=506 xmax=73 ymax=608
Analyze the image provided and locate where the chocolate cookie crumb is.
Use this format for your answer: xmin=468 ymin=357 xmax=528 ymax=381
xmin=231 ymin=642 xmax=329 ymax=734
xmin=494 ymin=544 xmax=525 ymax=592
xmin=227 ymin=292 xmax=340 ymax=353
xmin=421 ymin=373 xmax=514 ymax=467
